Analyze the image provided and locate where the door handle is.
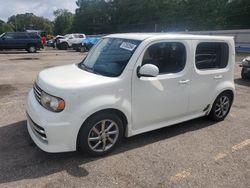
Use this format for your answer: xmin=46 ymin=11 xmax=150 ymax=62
xmin=214 ymin=75 xmax=223 ymax=79
xmin=179 ymin=79 xmax=190 ymax=84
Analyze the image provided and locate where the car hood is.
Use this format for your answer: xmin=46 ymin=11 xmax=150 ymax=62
xmin=245 ymin=57 xmax=250 ymax=62
xmin=36 ymin=64 xmax=114 ymax=92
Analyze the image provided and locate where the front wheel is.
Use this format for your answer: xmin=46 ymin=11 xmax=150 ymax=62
xmin=241 ymin=68 xmax=248 ymax=79
xmin=60 ymin=43 xmax=68 ymax=50
xmin=209 ymin=92 xmax=233 ymax=121
xmin=77 ymin=112 xmax=124 ymax=156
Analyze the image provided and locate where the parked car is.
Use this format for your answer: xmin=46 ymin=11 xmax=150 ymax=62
xmin=57 ymin=33 xmax=86 ymax=50
xmin=240 ymin=56 xmax=250 ymax=79
xmin=26 ymin=33 xmax=235 ymax=156
xmin=53 ymin=35 xmax=63 ymax=47
xmin=0 ymin=32 xmax=42 ymax=53
xmin=72 ymin=37 xmax=101 ymax=52
xmin=46 ymin=39 xmax=55 ymax=48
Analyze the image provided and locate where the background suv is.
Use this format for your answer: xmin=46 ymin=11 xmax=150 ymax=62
xmin=0 ymin=32 xmax=42 ymax=53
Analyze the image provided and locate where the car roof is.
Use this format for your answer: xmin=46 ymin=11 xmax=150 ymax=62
xmin=6 ymin=32 xmax=38 ymax=35
xmin=105 ymin=33 xmax=234 ymax=41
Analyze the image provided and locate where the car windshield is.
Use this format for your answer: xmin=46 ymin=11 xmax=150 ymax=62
xmin=0 ymin=33 xmax=5 ymax=37
xmin=64 ymin=34 xmax=70 ymax=38
xmin=78 ymin=38 xmax=141 ymax=77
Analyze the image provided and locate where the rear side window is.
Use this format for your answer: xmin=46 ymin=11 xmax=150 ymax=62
xmin=142 ymin=42 xmax=186 ymax=74
xmin=196 ymin=42 xmax=229 ymax=70
xmin=27 ymin=33 xmax=40 ymax=39
xmin=14 ymin=33 xmax=28 ymax=39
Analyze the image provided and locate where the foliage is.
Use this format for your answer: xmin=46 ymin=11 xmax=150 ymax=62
xmin=224 ymin=0 xmax=250 ymax=29
xmin=7 ymin=13 xmax=53 ymax=34
xmin=72 ymin=0 xmax=250 ymax=34
xmin=53 ymin=9 xmax=74 ymax=35
xmin=1 ymin=0 xmax=250 ymax=35
xmin=0 ymin=20 xmax=14 ymax=34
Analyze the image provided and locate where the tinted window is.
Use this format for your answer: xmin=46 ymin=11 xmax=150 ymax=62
xmin=27 ymin=33 xmax=40 ymax=39
xmin=196 ymin=42 xmax=229 ymax=70
xmin=13 ymin=33 xmax=28 ymax=39
xmin=4 ymin=33 xmax=15 ymax=39
xmin=142 ymin=42 xmax=186 ymax=74
xmin=79 ymin=38 xmax=141 ymax=77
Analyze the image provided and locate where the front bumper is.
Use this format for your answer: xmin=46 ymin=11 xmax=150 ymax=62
xmin=26 ymin=90 xmax=80 ymax=153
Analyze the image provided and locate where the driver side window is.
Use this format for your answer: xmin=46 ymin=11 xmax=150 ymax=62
xmin=142 ymin=42 xmax=186 ymax=74
xmin=3 ymin=33 xmax=14 ymax=39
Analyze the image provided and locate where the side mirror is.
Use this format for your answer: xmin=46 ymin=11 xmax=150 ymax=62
xmin=137 ymin=64 xmax=159 ymax=78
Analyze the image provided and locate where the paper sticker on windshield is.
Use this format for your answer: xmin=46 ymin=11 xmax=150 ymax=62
xmin=120 ymin=42 xmax=137 ymax=51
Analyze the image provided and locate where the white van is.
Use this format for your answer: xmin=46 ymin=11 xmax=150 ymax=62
xmin=26 ymin=33 xmax=235 ymax=156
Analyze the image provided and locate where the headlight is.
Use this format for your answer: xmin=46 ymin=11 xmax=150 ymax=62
xmin=40 ymin=91 xmax=65 ymax=112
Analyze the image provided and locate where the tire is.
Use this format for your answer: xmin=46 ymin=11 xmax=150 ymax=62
xmin=80 ymin=46 xmax=87 ymax=52
xmin=77 ymin=112 xmax=124 ymax=157
xmin=60 ymin=42 xmax=68 ymax=50
xmin=241 ymin=68 xmax=248 ymax=79
xmin=209 ymin=92 xmax=233 ymax=122
xmin=27 ymin=45 xmax=37 ymax=53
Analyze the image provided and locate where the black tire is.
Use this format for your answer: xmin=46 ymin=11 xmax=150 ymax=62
xmin=241 ymin=68 xmax=248 ymax=79
xmin=27 ymin=45 xmax=37 ymax=53
xmin=60 ymin=42 xmax=68 ymax=50
xmin=209 ymin=92 xmax=233 ymax=122
xmin=77 ymin=112 xmax=124 ymax=157
xmin=80 ymin=46 xmax=87 ymax=52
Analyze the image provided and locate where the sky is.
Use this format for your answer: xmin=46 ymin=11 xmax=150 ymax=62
xmin=0 ymin=0 xmax=78 ymax=22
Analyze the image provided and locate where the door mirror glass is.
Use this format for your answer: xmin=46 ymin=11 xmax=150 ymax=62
xmin=138 ymin=64 xmax=159 ymax=78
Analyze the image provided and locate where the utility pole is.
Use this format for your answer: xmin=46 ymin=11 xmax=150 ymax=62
xmin=154 ymin=24 xmax=157 ymax=32
xmin=15 ymin=15 xmax=17 ymax=31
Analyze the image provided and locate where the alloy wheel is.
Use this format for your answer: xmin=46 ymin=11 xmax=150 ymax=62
xmin=87 ymin=119 xmax=119 ymax=153
xmin=214 ymin=95 xmax=230 ymax=119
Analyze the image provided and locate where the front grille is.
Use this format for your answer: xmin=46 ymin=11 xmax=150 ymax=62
xmin=33 ymin=82 xmax=42 ymax=104
xmin=27 ymin=114 xmax=48 ymax=143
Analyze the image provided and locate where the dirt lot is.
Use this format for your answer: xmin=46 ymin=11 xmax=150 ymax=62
xmin=0 ymin=49 xmax=249 ymax=188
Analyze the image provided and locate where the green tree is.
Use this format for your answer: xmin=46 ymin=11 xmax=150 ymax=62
xmin=72 ymin=0 xmax=113 ymax=34
xmin=0 ymin=20 xmax=14 ymax=34
xmin=7 ymin=13 xmax=53 ymax=33
xmin=224 ymin=0 xmax=250 ymax=29
xmin=53 ymin=9 xmax=74 ymax=35
xmin=71 ymin=0 xmax=250 ymax=34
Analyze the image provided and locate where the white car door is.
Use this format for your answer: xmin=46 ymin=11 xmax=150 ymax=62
xmin=188 ymin=40 xmax=231 ymax=116
xmin=67 ymin=34 xmax=77 ymax=46
xmin=132 ymin=40 xmax=192 ymax=133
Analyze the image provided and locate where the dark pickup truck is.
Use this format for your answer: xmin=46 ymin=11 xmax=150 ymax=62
xmin=0 ymin=32 xmax=42 ymax=53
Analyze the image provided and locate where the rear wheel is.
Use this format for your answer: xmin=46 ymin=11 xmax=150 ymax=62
xmin=78 ymin=112 xmax=124 ymax=156
xmin=80 ymin=46 xmax=87 ymax=52
xmin=209 ymin=92 xmax=233 ymax=121
xmin=27 ymin=45 xmax=37 ymax=53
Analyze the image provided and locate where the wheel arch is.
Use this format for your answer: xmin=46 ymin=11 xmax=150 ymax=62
xmin=61 ymin=41 xmax=69 ymax=46
xmin=208 ymin=88 xmax=235 ymax=115
xmin=76 ymin=108 xmax=128 ymax=149
xmin=26 ymin=43 xmax=37 ymax=48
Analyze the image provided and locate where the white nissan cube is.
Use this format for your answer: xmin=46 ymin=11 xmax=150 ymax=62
xmin=26 ymin=33 xmax=235 ymax=156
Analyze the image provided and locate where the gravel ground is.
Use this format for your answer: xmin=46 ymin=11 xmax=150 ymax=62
xmin=0 ymin=49 xmax=249 ymax=188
